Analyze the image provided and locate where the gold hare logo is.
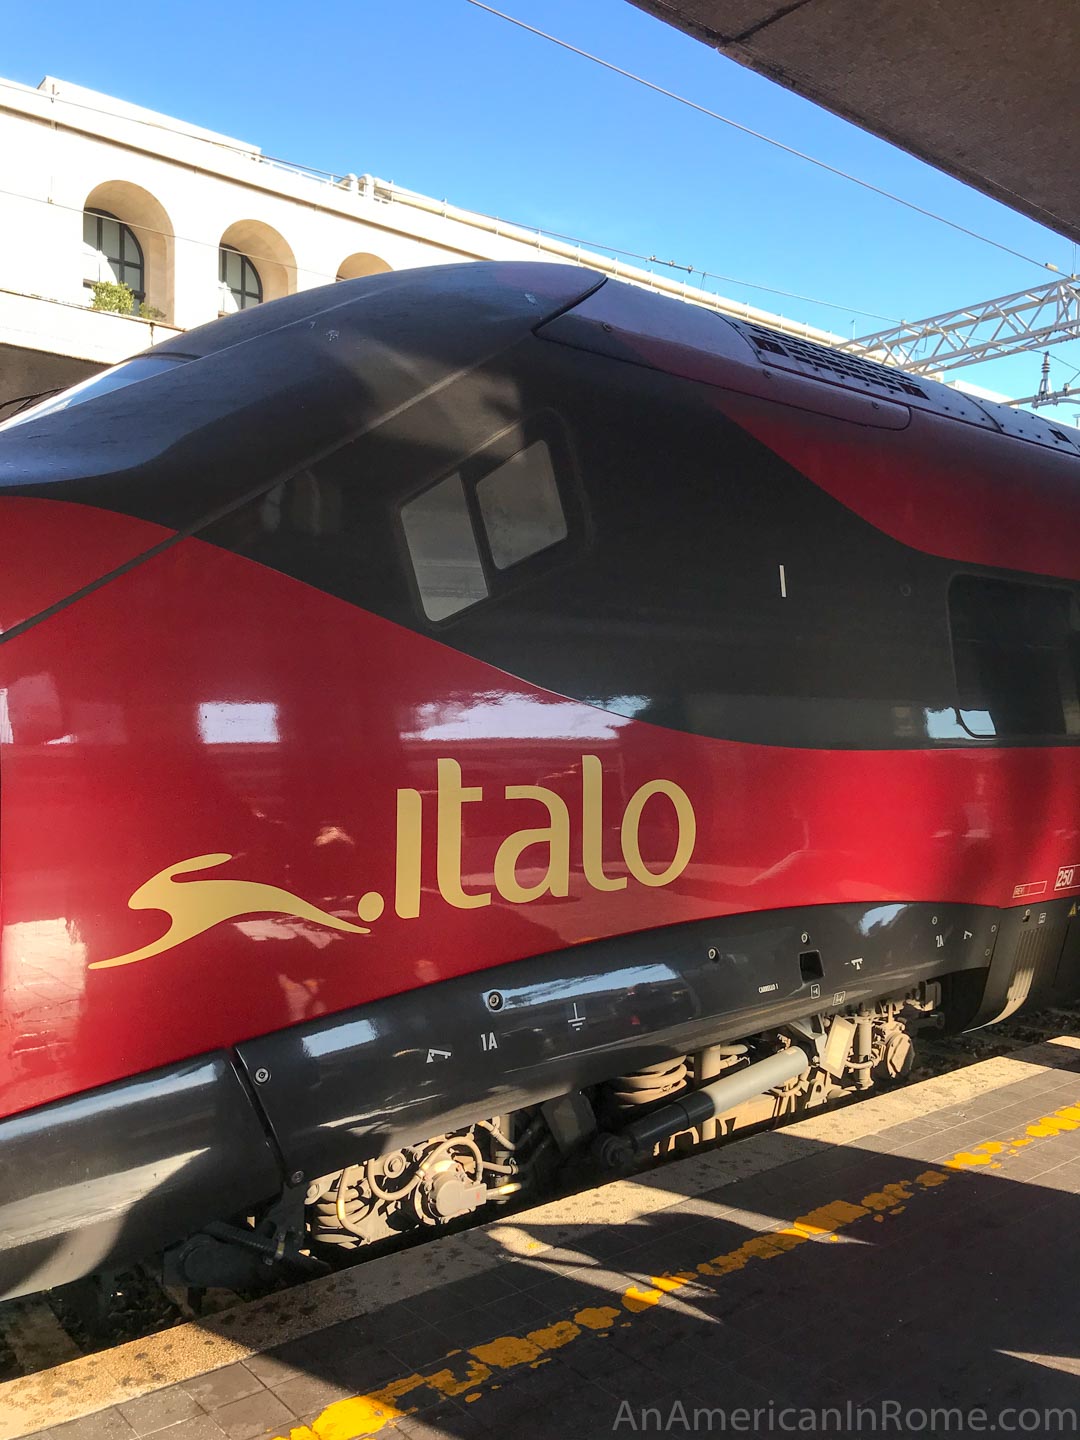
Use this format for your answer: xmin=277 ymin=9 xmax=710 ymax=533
xmin=91 ymin=853 xmax=374 ymax=970
xmin=93 ymin=756 xmax=696 ymax=970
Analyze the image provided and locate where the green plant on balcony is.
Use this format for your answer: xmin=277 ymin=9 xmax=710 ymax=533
xmin=90 ymin=280 xmax=134 ymax=315
xmin=138 ymin=301 xmax=166 ymax=322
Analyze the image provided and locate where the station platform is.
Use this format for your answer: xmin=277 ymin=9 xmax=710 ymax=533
xmin=9 ymin=1036 xmax=1080 ymax=1440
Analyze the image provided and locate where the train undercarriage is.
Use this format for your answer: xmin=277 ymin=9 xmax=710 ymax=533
xmin=163 ymin=985 xmax=939 ymax=1292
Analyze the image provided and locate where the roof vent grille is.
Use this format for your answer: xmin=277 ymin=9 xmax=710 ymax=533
xmin=739 ymin=322 xmax=929 ymax=400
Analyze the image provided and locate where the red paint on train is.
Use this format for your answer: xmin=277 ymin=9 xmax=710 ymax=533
xmin=715 ymin=389 xmax=1080 ymax=583
xmin=0 ymin=519 xmax=1075 ymax=1121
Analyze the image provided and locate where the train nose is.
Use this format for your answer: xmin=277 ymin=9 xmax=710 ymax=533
xmin=0 ymin=263 xmax=605 ymax=540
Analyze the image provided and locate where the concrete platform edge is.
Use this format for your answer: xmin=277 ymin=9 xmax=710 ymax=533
xmin=4 ymin=1036 xmax=1079 ymax=1439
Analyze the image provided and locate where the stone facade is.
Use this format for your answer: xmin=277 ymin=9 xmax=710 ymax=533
xmin=0 ymin=73 xmax=836 ymax=416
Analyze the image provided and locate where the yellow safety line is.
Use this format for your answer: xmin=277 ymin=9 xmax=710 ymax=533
xmin=277 ymin=1100 xmax=1080 ymax=1440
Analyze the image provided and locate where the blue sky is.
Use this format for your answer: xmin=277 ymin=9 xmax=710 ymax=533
xmin=5 ymin=0 xmax=1078 ymax=416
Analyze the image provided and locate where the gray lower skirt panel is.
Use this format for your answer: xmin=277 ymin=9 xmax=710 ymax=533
xmin=0 ymin=1054 xmax=284 ymax=1300
xmin=236 ymin=899 xmax=1001 ymax=1182
xmin=4 ymin=895 xmax=1068 ymax=1301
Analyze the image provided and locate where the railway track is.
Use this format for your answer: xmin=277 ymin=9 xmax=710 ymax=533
xmin=3 ymin=997 xmax=1078 ymax=1386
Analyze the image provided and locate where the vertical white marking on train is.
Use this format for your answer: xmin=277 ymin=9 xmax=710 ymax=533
xmin=779 ymin=564 xmax=787 ymax=598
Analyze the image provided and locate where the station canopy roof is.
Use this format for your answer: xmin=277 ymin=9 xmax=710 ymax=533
xmin=630 ymin=0 xmax=1080 ymax=247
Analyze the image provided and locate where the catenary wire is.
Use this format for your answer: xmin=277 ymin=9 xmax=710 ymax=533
xmin=0 ymin=180 xmax=897 ymax=326
xmin=463 ymin=0 xmax=1064 ymax=276
xmin=0 ymin=70 xmax=1003 ymax=326
xmin=513 ymin=225 xmax=900 ymax=321
xmin=0 ymin=70 xmax=1021 ymax=326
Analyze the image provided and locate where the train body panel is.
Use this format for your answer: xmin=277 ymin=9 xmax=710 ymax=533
xmin=539 ymin=279 xmax=1080 ymax=580
xmin=1 ymin=530 xmax=1079 ymax=1119
xmin=0 ymin=496 xmax=173 ymax=632
xmin=0 ymin=893 xmax=1013 ymax=1298
xmin=2 ymin=261 xmax=1080 ymax=1297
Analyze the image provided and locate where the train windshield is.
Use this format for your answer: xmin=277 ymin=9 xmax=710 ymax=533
xmin=0 ymin=354 xmax=190 ymax=433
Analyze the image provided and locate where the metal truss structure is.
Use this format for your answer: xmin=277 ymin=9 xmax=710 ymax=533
xmin=843 ymin=277 xmax=1080 ymax=376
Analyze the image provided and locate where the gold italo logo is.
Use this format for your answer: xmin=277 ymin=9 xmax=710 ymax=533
xmin=92 ymin=755 xmax=696 ymax=970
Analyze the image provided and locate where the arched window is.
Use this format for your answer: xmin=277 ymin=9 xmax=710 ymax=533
xmin=336 ymin=252 xmax=392 ymax=282
xmin=83 ymin=209 xmax=145 ymax=301
xmin=219 ymin=245 xmax=262 ymax=312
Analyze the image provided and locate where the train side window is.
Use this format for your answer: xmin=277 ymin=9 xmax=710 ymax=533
xmin=401 ymin=473 xmax=489 ymax=621
xmin=949 ymin=575 xmax=1080 ymax=738
xmin=476 ymin=440 xmax=568 ymax=570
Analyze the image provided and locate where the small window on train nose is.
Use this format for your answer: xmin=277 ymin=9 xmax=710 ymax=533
xmin=401 ymin=472 xmax=489 ymax=621
xmin=476 ymin=439 xmax=568 ymax=570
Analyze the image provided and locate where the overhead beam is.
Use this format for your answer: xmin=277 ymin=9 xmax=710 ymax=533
xmin=843 ymin=279 xmax=1080 ymax=375
xmin=628 ymin=2 xmax=1080 ymax=249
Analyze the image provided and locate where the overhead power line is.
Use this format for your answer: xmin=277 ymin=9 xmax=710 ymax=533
xmin=464 ymin=0 xmax=1064 ymax=275
xmin=521 ymin=225 xmax=899 ymax=321
xmin=845 ymin=278 xmax=1080 ymax=374
xmin=0 ymin=69 xmax=917 ymax=327
xmin=10 ymin=56 xmax=1078 ymax=374
xmin=0 ymin=78 xmax=900 ymax=325
xmin=1049 ymin=352 xmax=1080 ymax=387
xmin=1003 ymin=352 xmax=1076 ymax=409
xmin=0 ymin=178 xmax=894 ymax=327
xmin=1003 ymin=351 xmax=1080 ymax=410
xmin=0 ymin=75 xmax=338 ymax=184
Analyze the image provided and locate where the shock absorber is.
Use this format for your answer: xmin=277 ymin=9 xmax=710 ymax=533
xmin=597 ymin=1046 xmax=811 ymax=1169
xmin=854 ymin=1008 xmax=875 ymax=1090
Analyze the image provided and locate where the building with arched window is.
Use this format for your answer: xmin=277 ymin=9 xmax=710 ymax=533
xmin=83 ymin=209 xmax=145 ymax=301
xmin=0 ymin=73 xmax=831 ymax=419
xmin=217 ymin=220 xmax=296 ymax=312
xmin=219 ymin=245 xmax=262 ymax=312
